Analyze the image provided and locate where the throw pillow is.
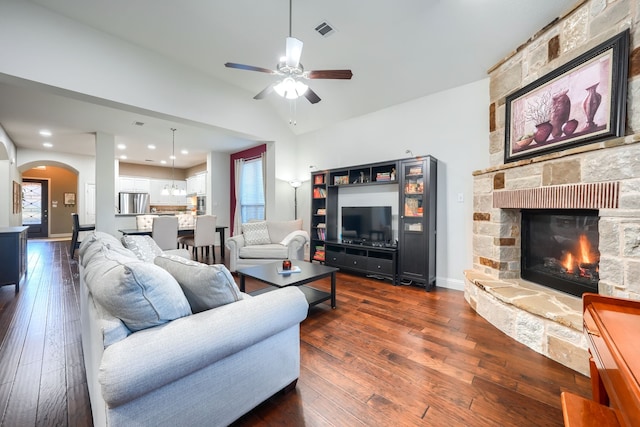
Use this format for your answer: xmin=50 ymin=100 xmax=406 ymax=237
xmin=267 ymin=219 xmax=302 ymax=243
xmin=84 ymin=246 xmax=192 ymax=332
xmin=242 ymin=221 xmax=271 ymax=245
xmin=121 ymin=235 xmax=163 ymax=262
xmin=154 ymin=254 xmax=242 ymax=313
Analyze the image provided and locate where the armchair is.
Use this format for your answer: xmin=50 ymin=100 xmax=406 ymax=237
xmin=225 ymin=219 xmax=309 ymax=272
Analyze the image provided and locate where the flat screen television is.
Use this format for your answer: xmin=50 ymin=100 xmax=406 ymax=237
xmin=341 ymin=206 xmax=392 ymax=244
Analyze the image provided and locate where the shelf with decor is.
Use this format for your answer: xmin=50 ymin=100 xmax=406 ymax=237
xmin=398 ymin=156 xmax=437 ymax=290
xmin=328 ymin=160 xmax=397 ymax=187
xmin=310 ymin=156 xmax=437 ymax=290
xmin=310 ymin=171 xmax=328 ymax=262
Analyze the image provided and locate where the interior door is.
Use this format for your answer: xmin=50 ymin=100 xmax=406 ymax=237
xmin=22 ymin=178 xmax=49 ymax=238
xmin=85 ymin=182 xmax=96 ymax=224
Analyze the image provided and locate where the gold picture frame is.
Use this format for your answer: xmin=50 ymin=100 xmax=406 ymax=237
xmin=64 ymin=192 xmax=76 ymax=206
xmin=13 ymin=181 xmax=21 ymax=214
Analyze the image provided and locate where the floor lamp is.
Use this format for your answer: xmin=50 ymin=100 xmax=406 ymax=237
xmin=289 ymin=180 xmax=302 ymax=219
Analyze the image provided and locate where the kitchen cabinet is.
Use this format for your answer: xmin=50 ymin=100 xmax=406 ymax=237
xmin=118 ymin=177 xmax=150 ymax=193
xmin=187 ymin=173 xmax=206 ymax=196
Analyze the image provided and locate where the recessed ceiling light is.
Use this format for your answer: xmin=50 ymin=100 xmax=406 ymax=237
xmin=117 ymin=144 xmax=127 ymax=150
xmin=39 ymin=130 xmax=52 ymax=137
xmin=120 ymin=155 xmax=127 ymax=160
xmin=180 ymin=149 xmax=189 ymax=155
xmin=148 ymin=144 xmax=156 ymax=150
xmin=160 ymin=160 xmax=167 ymax=165
xmin=170 ymin=155 xmax=176 ymax=160
xmin=42 ymin=142 xmax=53 ymax=148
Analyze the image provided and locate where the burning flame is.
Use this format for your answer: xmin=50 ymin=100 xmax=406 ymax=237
xmin=560 ymin=234 xmax=598 ymax=276
xmin=579 ymin=234 xmax=593 ymax=263
xmin=563 ymin=252 xmax=574 ymax=273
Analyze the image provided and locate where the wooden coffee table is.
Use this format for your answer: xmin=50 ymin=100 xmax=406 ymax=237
xmin=237 ymin=261 xmax=338 ymax=308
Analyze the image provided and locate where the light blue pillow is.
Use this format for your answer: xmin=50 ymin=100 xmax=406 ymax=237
xmin=154 ymin=254 xmax=242 ymax=313
xmin=84 ymin=247 xmax=191 ymax=332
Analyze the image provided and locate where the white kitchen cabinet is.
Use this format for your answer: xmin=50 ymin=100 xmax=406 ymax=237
xmin=119 ymin=177 xmax=151 ymax=193
xmin=187 ymin=172 xmax=206 ymax=196
xmin=149 ymin=180 xmax=168 ymax=205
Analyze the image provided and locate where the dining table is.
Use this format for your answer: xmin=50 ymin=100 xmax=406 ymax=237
xmin=118 ymin=225 xmax=228 ymax=259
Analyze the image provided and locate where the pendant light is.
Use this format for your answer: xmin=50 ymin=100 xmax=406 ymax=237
xmin=162 ymin=128 xmax=183 ymax=196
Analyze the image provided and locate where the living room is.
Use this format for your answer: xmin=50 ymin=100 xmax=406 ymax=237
xmin=1 ymin=0 xmax=639 ymax=425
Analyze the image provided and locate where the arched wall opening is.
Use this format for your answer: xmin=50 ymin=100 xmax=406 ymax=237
xmin=20 ymin=160 xmax=80 ymax=237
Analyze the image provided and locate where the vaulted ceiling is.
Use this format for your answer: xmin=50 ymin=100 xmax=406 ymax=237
xmin=0 ymin=0 xmax=577 ymax=168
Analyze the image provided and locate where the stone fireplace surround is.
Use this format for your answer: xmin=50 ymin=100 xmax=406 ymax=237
xmin=465 ymin=140 xmax=640 ymax=376
xmin=463 ymin=0 xmax=640 ymax=376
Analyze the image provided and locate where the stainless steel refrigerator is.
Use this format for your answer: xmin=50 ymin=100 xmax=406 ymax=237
xmin=119 ymin=192 xmax=150 ymax=214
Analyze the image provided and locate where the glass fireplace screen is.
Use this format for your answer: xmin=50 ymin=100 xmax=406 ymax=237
xmin=521 ymin=209 xmax=599 ymax=297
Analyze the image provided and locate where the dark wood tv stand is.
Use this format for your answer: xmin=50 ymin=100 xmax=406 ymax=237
xmin=324 ymin=241 xmax=397 ymax=285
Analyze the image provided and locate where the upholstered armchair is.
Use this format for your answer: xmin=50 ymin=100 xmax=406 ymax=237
xmin=225 ymin=219 xmax=309 ymax=272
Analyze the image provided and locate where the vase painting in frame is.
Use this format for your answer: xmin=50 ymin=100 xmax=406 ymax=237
xmin=504 ymin=29 xmax=628 ymax=163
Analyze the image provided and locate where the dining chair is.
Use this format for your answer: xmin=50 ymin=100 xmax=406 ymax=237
xmin=70 ymin=213 xmax=95 ymax=257
xmin=136 ymin=214 xmax=158 ymax=230
xmin=152 ymin=216 xmax=179 ymax=251
xmin=178 ymin=215 xmax=217 ymax=262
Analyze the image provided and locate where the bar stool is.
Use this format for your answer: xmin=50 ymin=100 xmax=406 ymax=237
xmin=70 ymin=213 xmax=95 ymax=257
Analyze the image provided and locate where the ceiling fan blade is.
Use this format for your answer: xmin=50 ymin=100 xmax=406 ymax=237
xmin=224 ymin=62 xmax=277 ymax=74
xmin=304 ymin=87 xmax=321 ymax=104
xmin=306 ymin=69 xmax=353 ymax=79
xmin=253 ymin=84 xmax=275 ymax=100
xmin=285 ymin=37 xmax=303 ymax=68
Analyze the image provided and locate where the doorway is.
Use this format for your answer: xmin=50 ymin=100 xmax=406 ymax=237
xmin=22 ymin=178 xmax=49 ymax=238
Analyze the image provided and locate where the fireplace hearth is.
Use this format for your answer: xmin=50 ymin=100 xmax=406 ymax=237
xmin=521 ymin=209 xmax=599 ymax=297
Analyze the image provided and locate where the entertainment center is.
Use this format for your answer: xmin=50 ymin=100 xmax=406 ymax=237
xmin=311 ymin=156 xmax=437 ymax=290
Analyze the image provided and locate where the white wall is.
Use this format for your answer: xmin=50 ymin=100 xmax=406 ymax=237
xmin=0 ymin=125 xmax=20 ymax=227
xmin=296 ymin=78 xmax=490 ymax=290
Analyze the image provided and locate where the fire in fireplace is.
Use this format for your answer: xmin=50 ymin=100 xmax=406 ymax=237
xmin=521 ymin=209 xmax=599 ymax=297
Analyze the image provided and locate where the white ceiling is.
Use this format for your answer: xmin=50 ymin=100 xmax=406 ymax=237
xmin=0 ymin=0 xmax=577 ymax=169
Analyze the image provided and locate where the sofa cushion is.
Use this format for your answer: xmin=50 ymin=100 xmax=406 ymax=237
xmin=266 ymin=219 xmax=302 ymax=243
xmin=80 ymin=232 xmax=137 ymax=267
xmin=242 ymin=221 xmax=271 ymax=245
xmin=121 ymin=235 xmax=163 ymax=262
xmin=84 ymin=246 xmax=192 ymax=332
xmin=239 ymin=243 xmax=288 ymax=259
xmin=154 ymin=254 xmax=242 ymax=313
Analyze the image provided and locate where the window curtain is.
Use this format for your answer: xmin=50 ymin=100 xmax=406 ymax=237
xmin=233 ymin=157 xmax=244 ymax=236
xmin=260 ymin=151 xmax=266 ymax=215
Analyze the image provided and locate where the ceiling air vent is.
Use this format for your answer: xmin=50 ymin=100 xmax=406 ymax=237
xmin=132 ymin=121 xmax=145 ymax=126
xmin=315 ymin=21 xmax=335 ymax=37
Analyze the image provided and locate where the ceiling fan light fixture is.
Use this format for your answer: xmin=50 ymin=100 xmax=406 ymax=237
xmin=274 ymin=77 xmax=308 ymax=99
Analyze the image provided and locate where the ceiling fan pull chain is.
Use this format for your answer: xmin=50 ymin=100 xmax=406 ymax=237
xmin=289 ymin=99 xmax=297 ymax=126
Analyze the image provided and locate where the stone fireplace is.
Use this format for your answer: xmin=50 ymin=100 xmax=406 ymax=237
xmin=463 ymin=0 xmax=640 ymax=376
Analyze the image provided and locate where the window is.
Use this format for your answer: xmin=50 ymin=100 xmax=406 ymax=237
xmin=230 ymin=144 xmax=267 ymax=235
xmin=239 ymin=157 xmax=264 ymax=222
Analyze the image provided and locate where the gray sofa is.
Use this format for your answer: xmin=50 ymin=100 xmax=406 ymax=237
xmin=79 ymin=232 xmax=308 ymax=427
xmin=226 ymin=219 xmax=309 ymax=272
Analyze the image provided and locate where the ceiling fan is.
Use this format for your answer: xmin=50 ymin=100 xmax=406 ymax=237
xmin=224 ymin=0 xmax=353 ymax=104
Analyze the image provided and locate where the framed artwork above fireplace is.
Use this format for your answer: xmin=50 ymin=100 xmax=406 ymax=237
xmin=504 ymin=29 xmax=629 ymax=163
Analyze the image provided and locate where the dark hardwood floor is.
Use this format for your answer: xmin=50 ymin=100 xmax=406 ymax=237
xmin=0 ymin=239 xmax=590 ymax=426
